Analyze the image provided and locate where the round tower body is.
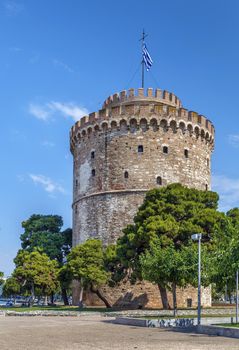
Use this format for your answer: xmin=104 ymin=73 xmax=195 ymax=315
xmin=70 ymin=88 xmax=215 ymax=247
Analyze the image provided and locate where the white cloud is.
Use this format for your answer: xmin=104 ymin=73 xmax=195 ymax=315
xmin=41 ymin=140 xmax=55 ymax=147
xmin=49 ymin=101 xmax=89 ymax=122
xmin=29 ymin=174 xmax=65 ymax=194
xmin=228 ymin=134 xmax=239 ymax=148
xmin=9 ymin=46 xmax=22 ymax=52
xmin=4 ymin=1 xmax=23 ymax=16
xmin=212 ymin=174 xmax=239 ymax=212
xmin=29 ymin=101 xmax=89 ymax=122
xmin=29 ymin=103 xmax=52 ymax=121
xmin=53 ymin=59 xmax=74 ymax=73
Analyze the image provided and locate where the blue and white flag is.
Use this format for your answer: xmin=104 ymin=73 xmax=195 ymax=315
xmin=142 ymin=44 xmax=153 ymax=71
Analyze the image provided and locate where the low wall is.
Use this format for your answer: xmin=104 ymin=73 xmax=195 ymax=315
xmin=114 ymin=317 xmax=195 ymax=328
xmin=197 ymin=325 xmax=239 ymax=339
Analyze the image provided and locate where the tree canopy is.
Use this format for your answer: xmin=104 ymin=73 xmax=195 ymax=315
xmin=116 ymin=183 xmax=229 ymax=308
xmin=20 ymin=214 xmax=72 ymax=264
xmin=66 ymin=239 xmax=110 ymax=307
xmin=12 ymin=250 xmax=59 ymax=304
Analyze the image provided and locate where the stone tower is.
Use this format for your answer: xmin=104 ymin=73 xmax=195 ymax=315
xmin=70 ymin=88 xmax=215 ymax=247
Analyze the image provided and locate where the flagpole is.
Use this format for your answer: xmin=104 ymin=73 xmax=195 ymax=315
xmin=141 ymin=31 xmax=144 ymax=88
xmin=140 ymin=29 xmax=147 ymax=88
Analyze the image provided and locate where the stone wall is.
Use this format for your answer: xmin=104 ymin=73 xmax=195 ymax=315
xmin=70 ymin=87 xmax=215 ymax=307
xmin=83 ymin=281 xmax=211 ymax=309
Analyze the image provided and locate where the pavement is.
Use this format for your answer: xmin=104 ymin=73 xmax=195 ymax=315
xmin=0 ymin=315 xmax=239 ymax=350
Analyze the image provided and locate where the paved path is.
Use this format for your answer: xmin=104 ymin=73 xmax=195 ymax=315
xmin=0 ymin=315 xmax=239 ymax=349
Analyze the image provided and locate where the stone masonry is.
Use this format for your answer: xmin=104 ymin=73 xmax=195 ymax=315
xmin=70 ymin=87 xmax=215 ymax=308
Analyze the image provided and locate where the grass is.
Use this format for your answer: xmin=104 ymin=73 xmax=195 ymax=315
xmin=0 ymin=305 xmax=113 ymax=312
xmin=136 ymin=314 xmax=236 ymax=320
xmin=216 ymin=323 xmax=239 ymax=328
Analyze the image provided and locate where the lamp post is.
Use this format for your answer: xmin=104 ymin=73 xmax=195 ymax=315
xmin=236 ymin=270 xmax=238 ymax=323
xmin=191 ymin=233 xmax=202 ymax=326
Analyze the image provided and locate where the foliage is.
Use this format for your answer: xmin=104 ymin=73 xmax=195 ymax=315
xmin=140 ymin=239 xmax=211 ymax=289
xmin=66 ymin=239 xmax=109 ymax=290
xmin=211 ymin=209 xmax=239 ymax=297
xmin=13 ymin=250 xmax=59 ymax=299
xmin=20 ymin=214 xmax=72 ymax=304
xmin=103 ymin=244 xmax=126 ymax=287
xmin=117 ymin=183 xmax=224 ymax=283
xmin=2 ymin=277 xmax=20 ymax=297
xmin=20 ymin=214 xmax=72 ymax=264
xmin=0 ymin=271 xmax=4 ymax=286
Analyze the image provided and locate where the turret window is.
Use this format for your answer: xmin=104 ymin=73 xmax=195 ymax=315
xmin=92 ymin=169 xmax=96 ymax=177
xmin=75 ymin=179 xmax=78 ymax=187
xmin=138 ymin=145 xmax=144 ymax=153
xmin=124 ymin=171 xmax=129 ymax=179
xmin=156 ymin=176 xmax=162 ymax=185
xmin=205 ymin=184 xmax=208 ymax=191
xmin=91 ymin=151 xmax=95 ymax=159
xmin=184 ymin=149 xmax=189 ymax=158
xmin=163 ymin=146 xmax=168 ymax=154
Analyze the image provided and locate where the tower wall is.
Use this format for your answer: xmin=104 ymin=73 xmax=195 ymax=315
xmin=71 ymin=88 xmax=214 ymax=246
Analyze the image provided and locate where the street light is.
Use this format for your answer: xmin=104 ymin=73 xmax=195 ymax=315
xmin=191 ymin=233 xmax=202 ymax=326
xmin=236 ymin=270 xmax=238 ymax=323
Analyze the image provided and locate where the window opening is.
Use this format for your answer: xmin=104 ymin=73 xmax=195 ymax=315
xmin=138 ymin=145 xmax=143 ymax=153
xmin=163 ymin=146 xmax=168 ymax=154
xmin=156 ymin=176 xmax=162 ymax=185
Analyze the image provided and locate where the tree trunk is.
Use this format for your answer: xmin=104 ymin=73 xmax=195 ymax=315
xmin=90 ymin=287 xmax=112 ymax=308
xmin=61 ymin=287 xmax=69 ymax=305
xmin=172 ymin=282 xmax=177 ymax=317
xmin=158 ymin=284 xmax=171 ymax=309
xmin=79 ymin=278 xmax=84 ymax=308
xmin=50 ymin=292 xmax=54 ymax=304
xmin=29 ymin=283 xmax=35 ymax=307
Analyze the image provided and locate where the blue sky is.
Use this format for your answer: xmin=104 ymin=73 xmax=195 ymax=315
xmin=1 ymin=0 xmax=239 ymax=275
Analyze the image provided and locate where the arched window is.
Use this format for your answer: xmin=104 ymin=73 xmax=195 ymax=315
xmin=138 ymin=145 xmax=143 ymax=153
xmin=184 ymin=149 xmax=189 ymax=158
xmin=91 ymin=151 xmax=95 ymax=159
xmin=92 ymin=169 xmax=96 ymax=177
xmin=124 ymin=171 xmax=129 ymax=179
xmin=156 ymin=176 xmax=162 ymax=185
xmin=163 ymin=146 xmax=168 ymax=154
xmin=205 ymin=184 xmax=208 ymax=191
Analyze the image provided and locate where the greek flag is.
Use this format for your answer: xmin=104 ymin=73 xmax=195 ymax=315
xmin=143 ymin=44 xmax=153 ymax=71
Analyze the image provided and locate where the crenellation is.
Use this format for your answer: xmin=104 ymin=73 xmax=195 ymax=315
xmin=120 ymin=90 xmax=127 ymax=101
xmin=138 ymin=88 xmax=144 ymax=97
xmin=155 ymin=88 xmax=162 ymax=98
xmin=128 ymin=88 xmax=135 ymax=98
xmin=163 ymin=90 xmax=170 ymax=101
xmin=147 ymin=87 xmax=153 ymax=97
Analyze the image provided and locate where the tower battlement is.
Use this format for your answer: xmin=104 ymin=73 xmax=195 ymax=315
xmin=70 ymin=88 xmax=214 ymax=153
xmin=102 ymin=88 xmax=182 ymax=108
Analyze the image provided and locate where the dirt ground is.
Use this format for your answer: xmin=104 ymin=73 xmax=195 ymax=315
xmin=0 ymin=315 xmax=239 ymax=350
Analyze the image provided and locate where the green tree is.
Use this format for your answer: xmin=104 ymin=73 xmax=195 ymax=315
xmin=66 ymin=239 xmax=110 ymax=308
xmin=20 ymin=214 xmax=72 ymax=304
xmin=0 ymin=271 xmax=4 ymax=286
xmin=211 ymin=209 xmax=239 ymax=301
xmin=2 ymin=277 xmax=20 ymax=302
xmin=116 ymin=183 xmax=226 ymax=308
xmin=13 ymin=250 xmax=59 ymax=305
xmin=140 ymin=239 xmax=211 ymax=312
